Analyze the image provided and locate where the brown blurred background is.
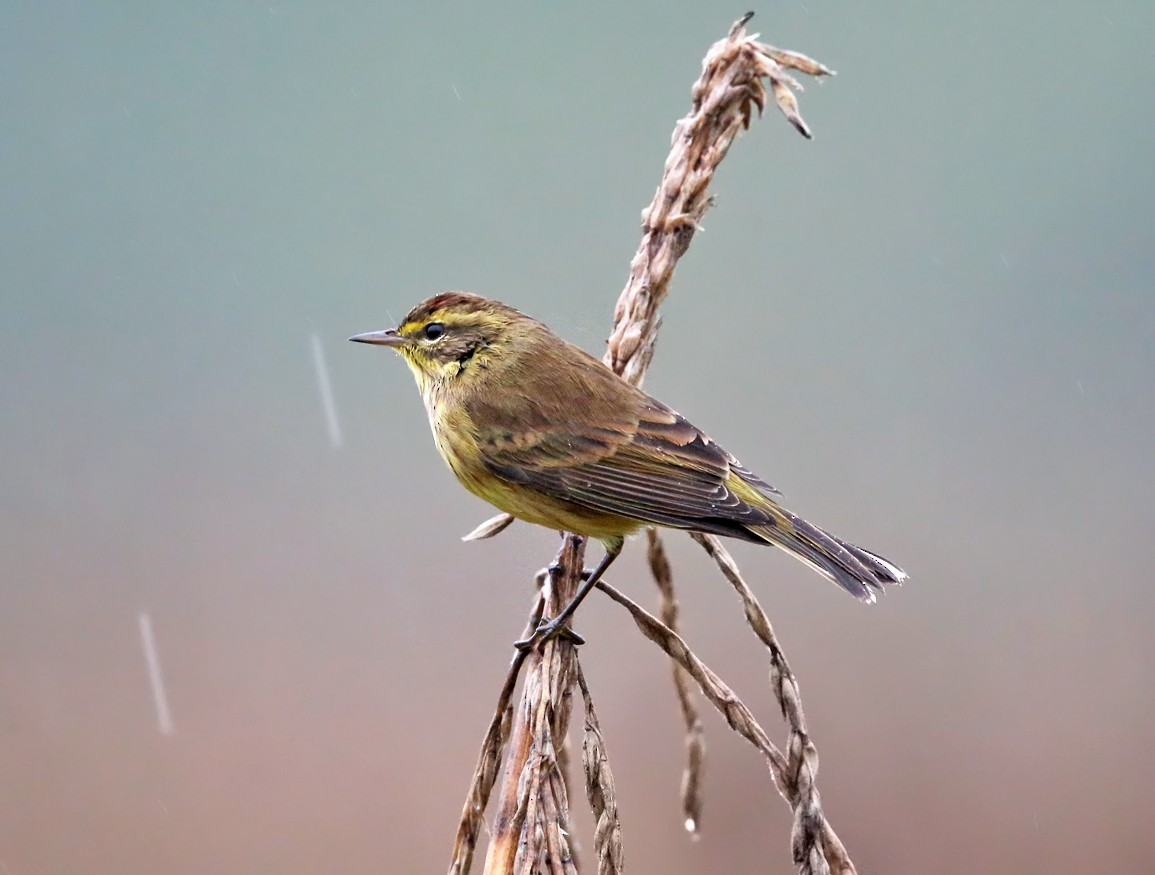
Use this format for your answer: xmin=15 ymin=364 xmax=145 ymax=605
xmin=2 ymin=3 xmax=1154 ymax=873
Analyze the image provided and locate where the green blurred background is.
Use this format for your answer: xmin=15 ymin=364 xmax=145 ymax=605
xmin=3 ymin=2 xmax=1153 ymax=872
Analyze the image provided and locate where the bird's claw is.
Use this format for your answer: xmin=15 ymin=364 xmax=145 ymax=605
xmin=535 ymin=564 xmax=594 ymax=589
xmin=513 ymin=617 xmax=586 ymax=651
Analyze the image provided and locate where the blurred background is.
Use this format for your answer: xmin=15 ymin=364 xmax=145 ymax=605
xmin=2 ymin=2 xmax=1153 ymax=873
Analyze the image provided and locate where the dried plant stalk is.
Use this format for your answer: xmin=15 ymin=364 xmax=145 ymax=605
xmin=646 ymin=528 xmax=705 ymax=835
xmin=594 ymin=579 xmax=853 ymax=874
xmin=449 ymin=598 xmax=542 ymax=875
xmin=449 ymin=14 xmax=850 ymax=875
xmin=554 ymin=716 xmax=578 ymax=872
xmin=483 ymin=539 xmax=585 ymax=875
xmin=691 ymin=534 xmax=854 ymax=874
xmin=604 ymin=13 xmax=832 ymax=388
xmin=577 ymin=666 xmax=623 ymax=875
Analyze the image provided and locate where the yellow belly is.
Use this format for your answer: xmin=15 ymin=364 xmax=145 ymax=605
xmin=431 ymin=412 xmax=639 ymax=543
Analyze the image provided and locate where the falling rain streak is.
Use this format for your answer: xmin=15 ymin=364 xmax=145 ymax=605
xmin=138 ymin=611 xmax=174 ymax=736
xmin=311 ymin=333 xmax=344 ymax=448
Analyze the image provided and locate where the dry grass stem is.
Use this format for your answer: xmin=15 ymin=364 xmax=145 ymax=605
xmin=451 ymin=14 xmax=850 ymax=874
xmin=482 ymin=539 xmax=585 ymax=875
xmin=646 ymin=527 xmax=705 ymax=835
xmin=537 ymin=770 xmax=578 ymax=875
xmin=691 ymin=534 xmax=854 ymax=874
xmin=594 ymin=579 xmax=853 ymax=874
xmin=554 ymin=719 xmax=578 ymax=872
xmin=449 ymin=598 xmax=543 ymax=875
xmin=576 ymin=666 xmax=624 ymax=875
xmin=604 ymin=13 xmax=831 ymax=387
xmin=463 ymin=513 xmax=517 ymax=542
xmin=513 ymin=633 xmax=573 ymax=875
xmin=593 ymin=579 xmax=788 ymax=771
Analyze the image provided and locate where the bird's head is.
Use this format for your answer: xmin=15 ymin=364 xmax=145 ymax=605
xmin=350 ymin=292 xmax=524 ymax=395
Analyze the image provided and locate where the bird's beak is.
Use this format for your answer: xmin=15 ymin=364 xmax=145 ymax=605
xmin=348 ymin=328 xmax=406 ymax=348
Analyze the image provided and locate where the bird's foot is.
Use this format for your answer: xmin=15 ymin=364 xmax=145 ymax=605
xmin=513 ymin=617 xmax=586 ymax=651
xmin=534 ymin=564 xmax=595 ymax=590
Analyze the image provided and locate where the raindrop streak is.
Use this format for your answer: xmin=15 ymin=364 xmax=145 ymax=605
xmin=311 ymin=333 xmax=344 ymax=449
xmin=138 ymin=612 xmax=174 ymax=736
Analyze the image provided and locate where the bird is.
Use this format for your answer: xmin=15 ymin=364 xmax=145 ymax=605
xmin=351 ymin=291 xmax=906 ymax=647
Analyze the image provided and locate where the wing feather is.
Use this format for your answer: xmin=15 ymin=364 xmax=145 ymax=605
xmin=475 ymin=394 xmax=778 ymax=534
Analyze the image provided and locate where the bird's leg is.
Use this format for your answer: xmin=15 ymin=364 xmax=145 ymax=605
xmin=514 ymin=541 xmax=623 ymax=651
xmin=539 ymin=567 xmax=595 ymax=582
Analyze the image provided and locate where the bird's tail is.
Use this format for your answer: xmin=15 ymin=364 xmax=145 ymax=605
xmin=748 ymin=511 xmax=907 ymax=603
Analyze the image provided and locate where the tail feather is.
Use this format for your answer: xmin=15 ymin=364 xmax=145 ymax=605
xmin=834 ymin=538 xmax=908 ymax=587
xmin=750 ymin=512 xmax=907 ymax=602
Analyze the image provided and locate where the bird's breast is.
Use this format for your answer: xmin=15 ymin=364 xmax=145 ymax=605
xmin=426 ymin=398 xmax=490 ymax=495
xmin=421 ymin=382 xmax=641 ymax=543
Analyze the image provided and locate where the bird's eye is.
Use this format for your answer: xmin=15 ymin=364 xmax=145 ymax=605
xmin=423 ymin=322 xmax=445 ymax=341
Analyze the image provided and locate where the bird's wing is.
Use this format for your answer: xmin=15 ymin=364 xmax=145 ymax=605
xmin=637 ymin=406 xmax=782 ymax=498
xmin=475 ymin=396 xmax=781 ymax=533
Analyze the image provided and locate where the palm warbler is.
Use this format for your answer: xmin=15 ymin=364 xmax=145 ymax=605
xmin=352 ymin=292 xmax=906 ymax=646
